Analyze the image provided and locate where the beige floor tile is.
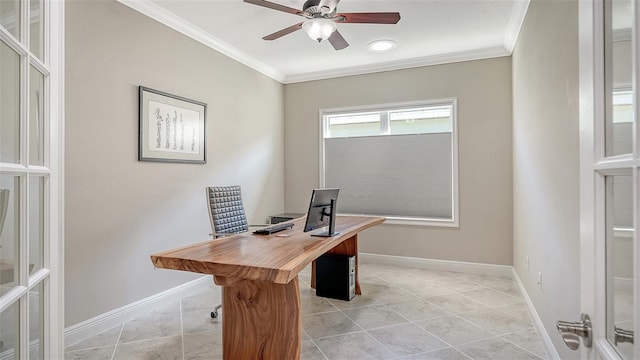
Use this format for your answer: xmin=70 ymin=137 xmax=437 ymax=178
xmin=400 ymin=347 xmax=470 ymax=360
xmin=182 ymin=310 xmax=223 ymax=334
xmin=302 ymin=340 xmax=328 ymax=360
xmin=360 ymin=283 xmax=421 ymax=304
xmin=416 ymin=315 xmax=493 ymax=346
xmin=183 ymin=330 xmax=222 ymax=360
xmin=432 ymin=279 xmax=485 ymax=293
xmin=65 ymin=325 xmax=122 ymax=351
xmin=181 ymin=290 xmax=220 ymax=313
xmin=386 ymin=300 xmax=452 ymax=321
xmin=458 ymin=288 xmax=522 ymax=307
xmin=328 ymin=293 xmax=381 ymax=310
xmin=119 ymin=314 xmax=181 ymax=343
xmin=113 ymin=336 xmax=183 ymax=360
xmin=456 ymin=337 xmax=542 ymax=360
xmin=425 ymin=293 xmax=492 ymax=315
xmin=368 ymin=323 xmax=449 ymax=357
xmin=342 ymin=305 xmax=409 ymax=330
xmin=493 ymin=302 xmax=532 ymax=324
xmin=459 ymin=308 xmax=532 ymax=336
xmin=300 ymin=287 xmax=339 ymax=315
xmin=71 ymin=263 xmax=550 ymax=360
xmin=501 ymin=328 xmax=546 ymax=358
xmin=399 ymin=281 xmax=455 ymax=298
xmin=65 ymin=346 xmax=115 ymax=360
xmin=303 ymin=311 xmax=362 ymax=339
xmin=314 ymin=331 xmax=396 ymax=360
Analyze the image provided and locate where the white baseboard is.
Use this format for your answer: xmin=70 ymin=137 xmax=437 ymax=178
xmin=359 ymin=252 xmax=513 ymax=277
xmin=512 ymin=268 xmax=561 ymax=360
xmin=64 ymin=275 xmax=211 ymax=347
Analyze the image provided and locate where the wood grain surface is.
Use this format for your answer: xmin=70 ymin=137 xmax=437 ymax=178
xmin=150 ymin=216 xmax=384 ymax=284
xmin=150 ymin=215 xmax=384 ymax=360
xmin=222 ymin=277 xmax=301 ymax=359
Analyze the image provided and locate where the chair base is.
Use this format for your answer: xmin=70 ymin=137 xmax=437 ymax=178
xmin=211 ymin=304 xmax=222 ymax=319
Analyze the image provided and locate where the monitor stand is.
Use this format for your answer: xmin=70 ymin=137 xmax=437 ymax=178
xmin=311 ymin=198 xmax=339 ymax=237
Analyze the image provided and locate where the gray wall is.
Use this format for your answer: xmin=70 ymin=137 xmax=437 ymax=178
xmin=512 ymin=0 xmax=579 ymax=358
xmin=284 ymin=58 xmax=513 ymax=265
xmin=65 ymin=1 xmax=284 ymax=326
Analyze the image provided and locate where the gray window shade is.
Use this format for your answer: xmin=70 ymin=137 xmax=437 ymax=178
xmin=324 ymin=133 xmax=452 ymax=219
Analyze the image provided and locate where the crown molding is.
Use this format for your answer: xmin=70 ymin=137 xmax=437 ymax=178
xmin=504 ymin=0 xmax=530 ymax=53
xmin=283 ymin=46 xmax=511 ymax=84
xmin=118 ymin=0 xmax=520 ymax=85
xmin=116 ymin=0 xmax=286 ymax=83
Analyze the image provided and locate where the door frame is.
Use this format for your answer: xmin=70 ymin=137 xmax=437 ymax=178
xmin=579 ymin=0 xmax=638 ymax=358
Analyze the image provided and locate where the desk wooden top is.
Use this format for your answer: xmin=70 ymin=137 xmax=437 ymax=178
xmin=150 ymin=215 xmax=385 ymax=285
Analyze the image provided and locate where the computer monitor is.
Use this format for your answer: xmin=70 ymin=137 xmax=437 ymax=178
xmin=303 ymin=188 xmax=339 ymax=237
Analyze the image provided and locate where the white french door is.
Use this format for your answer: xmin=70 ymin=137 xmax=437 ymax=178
xmin=579 ymin=0 xmax=638 ymax=359
xmin=0 ymin=0 xmax=63 ymax=359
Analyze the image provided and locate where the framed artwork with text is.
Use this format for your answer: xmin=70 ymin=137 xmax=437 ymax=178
xmin=138 ymin=86 xmax=206 ymax=164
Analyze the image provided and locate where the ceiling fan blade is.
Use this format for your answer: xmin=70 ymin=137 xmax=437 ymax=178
xmin=328 ymin=30 xmax=349 ymax=50
xmin=244 ymin=0 xmax=303 ymax=16
xmin=336 ymin=12 xmax=401 ymax=24
xmin=262 ymin=22 xmax=303 ymax=41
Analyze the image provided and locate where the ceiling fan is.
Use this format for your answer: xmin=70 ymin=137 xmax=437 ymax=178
xmin=244 ymin=0 xmax=401 ymax=50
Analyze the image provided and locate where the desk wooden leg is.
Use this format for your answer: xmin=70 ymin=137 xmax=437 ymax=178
xmin=221 ymin=276 xmax=301 ymax=360
xmin=310 ymin=234 xmax=361 ymax=295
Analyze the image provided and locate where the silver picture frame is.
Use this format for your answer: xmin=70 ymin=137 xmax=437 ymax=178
xmin=138 ymin=86 xmax=206 ymax=164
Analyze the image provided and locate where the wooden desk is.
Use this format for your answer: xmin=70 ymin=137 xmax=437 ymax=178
xmin=150 ymin=215 xmax=384 ymax=360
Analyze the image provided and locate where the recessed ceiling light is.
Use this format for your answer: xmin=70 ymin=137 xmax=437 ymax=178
xmin=367 ymin=39 xmax=397 ymax=52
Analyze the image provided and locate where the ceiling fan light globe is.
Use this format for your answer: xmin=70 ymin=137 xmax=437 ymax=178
xmin=302 ymin=18 xmax=337 ymax=42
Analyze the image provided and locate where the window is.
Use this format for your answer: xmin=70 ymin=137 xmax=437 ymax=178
xmin=320 ymin=99 xmax=459 ymax=226
xmin=610 ymin=90 xmax=633 ymax=155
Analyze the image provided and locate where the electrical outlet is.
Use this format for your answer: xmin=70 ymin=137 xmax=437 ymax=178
xmin=537 ymin=272 xmax=542 ymax=287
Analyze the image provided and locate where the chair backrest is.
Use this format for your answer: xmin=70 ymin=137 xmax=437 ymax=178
xmin=206 ymin=186 xmax=249 ymax=237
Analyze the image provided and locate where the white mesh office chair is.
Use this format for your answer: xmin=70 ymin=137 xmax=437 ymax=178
xmin=205 ymin=185 xmax=252 ymax=318
xmin=207 ymin=185 xmax=250 ymax=239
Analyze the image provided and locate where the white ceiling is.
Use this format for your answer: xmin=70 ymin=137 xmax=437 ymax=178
xmin=119 ymin=0 xmax=531 ymax=83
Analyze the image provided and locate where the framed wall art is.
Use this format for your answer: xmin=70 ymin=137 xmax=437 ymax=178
xmin=139 ymin=86 xmax=206 ymax=164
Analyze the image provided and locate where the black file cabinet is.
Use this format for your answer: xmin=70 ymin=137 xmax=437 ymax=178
xmin=315 ymin=254 xmax=356 ymax=301
xmin=269 ymin=213 xmax=304 ymax=224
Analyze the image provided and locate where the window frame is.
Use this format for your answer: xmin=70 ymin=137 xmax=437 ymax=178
xmin=319 ymin=98 xmax=459 ymax=227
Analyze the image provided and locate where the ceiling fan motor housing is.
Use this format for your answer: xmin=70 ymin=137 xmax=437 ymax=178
xmin=303 ymin=0 xmax=334 ymax=17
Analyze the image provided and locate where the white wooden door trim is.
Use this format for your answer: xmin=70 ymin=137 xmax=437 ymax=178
xmin=580 ymin=0 xmax=638 ymax=359
xmin=579 ymin=0 xmax=611 ymax=358
xmin=48 ymin=1 xmax=64 ymax=358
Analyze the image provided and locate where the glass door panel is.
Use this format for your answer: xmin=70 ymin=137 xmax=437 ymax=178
xmin=0 ymin=0 xmax=20 ymax=39
xmin=0 ymin=175 xmax=19 ymax=287
xmin=604 ymin=0 xmax=633 ymax=157
xmin=29 ymin=65 xmax=45 ymax=166
xmin=0 ymin=300 xmax=20 ymax=358
xmin=28 ymin=0 xmax=43 ymax=61
xmin=0 ymin=40 xmax=21 ymax=164
xmin=28 ymin=282 xmax=44 ymax=359
xmin=28 ymin=176 xmax=43 ymax=274
xmin=605 ymin=174 xmax=634 ymax=359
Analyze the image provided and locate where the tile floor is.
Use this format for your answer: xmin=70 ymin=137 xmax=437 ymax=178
xmin=65 ymin=262 xmax=547 ymax=360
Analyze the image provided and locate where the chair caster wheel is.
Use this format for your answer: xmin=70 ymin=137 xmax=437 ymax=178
xmin=210 ymin=311 xmax=218 ymax=319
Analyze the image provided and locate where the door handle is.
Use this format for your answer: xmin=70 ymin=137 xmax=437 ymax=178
xmin=556 ymin=313 xmax=593 ymax=350
xmin=614 ymin=327 xmax=634 ymax=345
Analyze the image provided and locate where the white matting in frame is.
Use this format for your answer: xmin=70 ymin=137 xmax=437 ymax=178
xmin=139 ymin=86 xmax=206 ymax=164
